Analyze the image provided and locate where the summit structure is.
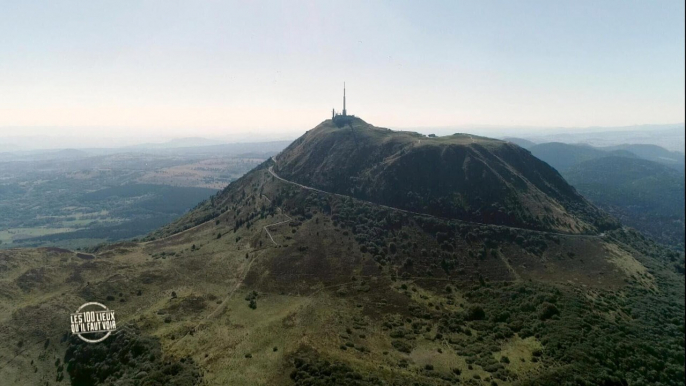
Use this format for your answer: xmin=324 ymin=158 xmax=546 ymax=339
xmin=342 ymin=82 xmax=347 ymax=116
xmin=332 ymin=83 xmax=354 ymax=124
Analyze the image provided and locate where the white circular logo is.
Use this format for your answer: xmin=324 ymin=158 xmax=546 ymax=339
xmin=70 ymin=302 xmax=117 ymax=343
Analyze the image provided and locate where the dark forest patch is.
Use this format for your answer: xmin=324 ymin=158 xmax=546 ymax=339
xmin=65 ymin=326 xmax=202 ymax=386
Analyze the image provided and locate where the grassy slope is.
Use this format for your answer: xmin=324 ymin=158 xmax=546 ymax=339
xmin=564 ymin=156 xmax=685 ymax=249
xmin=1 ymin=162 xmax=683 ymax=386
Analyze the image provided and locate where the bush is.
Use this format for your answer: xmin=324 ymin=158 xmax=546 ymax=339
xmin=245 ymin=290 xmax=258 ymax=309
xmin=538 ymin=302 xmax=559 ymax=320
xmin=466 ymin=305 xmax=486 ymax=321
xmin=391 ymin=340 xmax=413 ymax=353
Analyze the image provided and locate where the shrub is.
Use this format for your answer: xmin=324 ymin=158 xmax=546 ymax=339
xmin=391 ymin=340 xmax=413 ymax=353
xmin=466 ymin=305 xmax=486 ymax=321
xmin=538 ymin=302 xmax=559 ymax=320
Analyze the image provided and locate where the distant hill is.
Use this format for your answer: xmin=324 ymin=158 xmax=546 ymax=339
xmin=502 ymin=137 xmax=536 ymax=149
xmin=528 ymin=142 xmax=685 ymax=248
xmin=122 ymin=139 xmax=294 ymax=156
xmin=565 ymin=156 xmax=685 ymax=248
xmin=2 ymin=148 xmax=91 ymax=161
xmin=528 ymin=142 xmax=636 ymax=172
xmin=167 ymin=141 xmax=291 ymax=156
xmin=600 ymin=144 xmax=685 ymax=171
xmin=125 ymin=137 xmax=227 ymax=149
xmin=523 ymin=124 xmax=685 ymax=152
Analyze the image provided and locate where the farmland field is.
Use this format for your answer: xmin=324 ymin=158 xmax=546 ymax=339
xmin=0 ymin=142 xmax=288 ymax=249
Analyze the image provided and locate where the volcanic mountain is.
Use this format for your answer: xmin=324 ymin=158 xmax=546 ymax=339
xmin=274 ymin=117 xmax=617 ymax=233
xmin=0 ymin=118 xmax=683 ymax=386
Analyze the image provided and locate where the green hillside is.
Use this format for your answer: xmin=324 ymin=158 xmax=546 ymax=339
xmin=565 ymin=156 xmax=685 ymax=249
xmin=527 ymin=142 xmax=685 ymax=249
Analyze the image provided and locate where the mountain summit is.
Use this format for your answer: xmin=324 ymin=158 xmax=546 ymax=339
xmin=274 ymin=118 xmax=617 ymax=234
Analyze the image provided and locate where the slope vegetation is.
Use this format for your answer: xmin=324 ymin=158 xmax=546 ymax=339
xmin=566 ymin=156 xmax=685 ymax=249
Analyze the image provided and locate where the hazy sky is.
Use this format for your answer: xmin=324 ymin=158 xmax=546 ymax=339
xmin=1 ymin=0 xmax=684 ymax=142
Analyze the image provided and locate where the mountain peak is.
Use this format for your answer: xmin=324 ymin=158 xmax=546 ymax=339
xmin=273 ymin=119 xmax=617 ymax=234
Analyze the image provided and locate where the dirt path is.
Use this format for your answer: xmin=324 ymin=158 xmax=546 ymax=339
xmin=170 ymin=255 xmax=256 ymax=349
xmin=169 ymin=192 xmax=294 ymax=347
xmin=263 ymin=212 xmax=293 ymax=246
xmin=499 ymin=253 xmax=521 ymax=281
xmin=145 ymin=214 xmax=219 ymax=246
xmin=259 ymin=193 xmax=293 ymax=246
